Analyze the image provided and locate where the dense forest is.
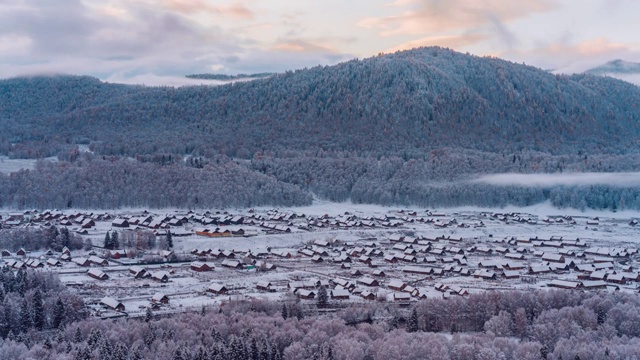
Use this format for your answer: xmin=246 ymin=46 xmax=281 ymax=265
xmin=0 ymin=155 xmax=311 ymax=209
xmin=2 ymin=47 xmax=640 ymax=210
xmin=1 ymin=282 xmax=640 ymax=360
xmin=1 ymin=151 xmax=640 ymax=209
xmin=0 ymin=269 xmax=86 ymax=343
xmin=2 ymin=47 xmax=640 ymax=159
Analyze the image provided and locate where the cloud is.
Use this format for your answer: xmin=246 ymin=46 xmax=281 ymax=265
xmin=0 ymin=33 xmax=31 ymax=55
xmin=358 ymin=0 xmax=554 ymax=37
xmin=103 ymin=72 xmax=249 ymax=86
xmin=502 ymin=37 xmax=638 ymax=73
xmin=386 ymin=34 xmax=488 ymax=53
xmin=475 ymin=172 xmax=640 ymax=187
xmin=163 ymin=0 xmax=254 ymax=19
xmin=272 ymin=37 xmax=348 ymax=54
xmin=0 ymin=0 xmax=359 ymax=85
xmin=0 ymin=0 xmax=252 ymax=79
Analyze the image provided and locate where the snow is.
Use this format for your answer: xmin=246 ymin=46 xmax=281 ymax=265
xmin=475 ymin=172 xmax=640 ymax=187
xmin=4 ymin=202 xmax=640 ymax=319
xmin=0 ymin=156 xmax=37 ymax=173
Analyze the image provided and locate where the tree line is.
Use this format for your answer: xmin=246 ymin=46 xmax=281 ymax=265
xmin=0 ymin=288 xmax=639 ymax=359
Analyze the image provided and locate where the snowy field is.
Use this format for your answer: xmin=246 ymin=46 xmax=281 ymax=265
xmin=0 ymin=155 xmax=59 ymax=174
xmin=0 ymin=156 xmax=38 ymax=173
xmin=2 ymin=202 xmax=640 ymax=318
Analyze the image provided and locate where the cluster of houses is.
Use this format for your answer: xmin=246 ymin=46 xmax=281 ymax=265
xmin=186 ymin=227 xmax=640 ymax=304
xmin=0 ymin=210 xmax=109 ymax=233
xmin=249 ymin=231 xmax=640 ymax=302
xmin=111 ymin=213 xmax=189 ymax=229
xmin=2 ymin=247 xmax=74 ymax=269
xmin=5 ymin=208 xmax=640 ymax=317
xmin=98 ymin=291 xmax=170 ymax=314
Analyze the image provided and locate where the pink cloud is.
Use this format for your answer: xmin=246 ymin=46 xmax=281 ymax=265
xmin=358 ymin=0 xmax=555 ymax=37
xmin=164 ymin=0 xmax=254 ymax=20
xmin=501 ymin=37 xmax=636 ymax=73
xmin=386 ymin=34 xmax=489 ymax=53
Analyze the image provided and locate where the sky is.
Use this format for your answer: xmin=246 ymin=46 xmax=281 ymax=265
xmin=0 ymin=0 xmax=639 ymax=85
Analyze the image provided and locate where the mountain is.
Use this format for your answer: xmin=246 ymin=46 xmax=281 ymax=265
xmin=1 ymin=47 xmax=640 ymax=159
xmin=185 ymin=73 xmax=274 ymax=81
xmin=585 ymin=59 xmax=640 ymax=76
xmin=583 ymin=59 xmax=640 ymax=86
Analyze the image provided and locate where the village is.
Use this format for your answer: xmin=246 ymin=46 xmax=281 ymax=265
xmin=1 ymin=205 xmax=639 ymax=319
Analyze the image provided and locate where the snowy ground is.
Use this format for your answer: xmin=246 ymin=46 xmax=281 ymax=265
xmin=0 ymin=156 xmax=37 ymax=173
xmin=0 ymin=156 xmax=59 ymax=174
xmin=2 ymin=202 xmax=640 ymax=318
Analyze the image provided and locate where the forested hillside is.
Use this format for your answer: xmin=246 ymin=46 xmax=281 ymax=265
xmin=2 ymin=47 xmax=640 ymax=158
xmin=0 ymin=156 xmax=311 ymax=209
xmin=2 ymin=47 xmax=640 ymax=210
xmin=585 ymin=59 xmax=640 ymax=75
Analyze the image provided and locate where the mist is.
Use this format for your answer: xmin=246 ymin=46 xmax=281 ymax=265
xmin=474 ymin=172 xmax=640 ymax=187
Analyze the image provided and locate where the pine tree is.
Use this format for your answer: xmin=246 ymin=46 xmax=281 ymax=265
xmin=16 ymin=331 xmax=31 ymax=348
xmin=281 ymin=304 xmax=288 ymax=320
xmin=273 ymin=347 xmax=282 ymax=360
xmin=15 ymin=269 xmax=27 ymax=295
xmin=131 ymin=346 xmax=143 ymax=360
xmin=260 ymin=338 xmax=271 ymax=360
xmin=111 ymin=231 xmax=120 ymax=249
xmin=250 ymin=338 xmax=259 ymax=360
xmin=316 ymin=286 xmax=328 ymax=308
xmin=541 ymin=345 xmax=549 ymax=359
xmin=575 ymin=354 xmax=581 ymax=360
xmin=53 ymin=298 xmax=65 ymax=328
xmin=104 ymin=231 xmax=111 ymax=249
xmin=325 ymin=344 xmax=334 ymax=360
xmin=98 ymin=338 xmax=112 ymax=360
xmin=75 ymin=346 xmax=91 ymax=360
xmin=229 ymin=336 xmax=245 ymax=360
xmin=173 ymin=347 xmax=185 ymax=360
xmin=212 ymin=328 xmax=224 ymax=344
xmin=193 ymin=346 xmax=208 ymax=360
xmin=0 ymin=305 xmax=11 ymax=338
xmin=32 ymin=288 xmax=45 ymax=330
xmin=145 ymin=326 xmax=156 ymax=347
xmin=145 ymin=307 xmax=153 ymax=323
xmin=597 ymin=306 xmax=607 ymax=325
xmin=88 ymin=328 xmax=103 ymax=347
xmin=48 ymin=225 xmax=60 ymax=245
xmin=74 ymin=327 xmax=84 ymax=343
xmin=166 ymin=231 xmax=173 ymax=249
xmin=114 ymin=344 xmax=129 ymax=360
xmin=407 ymin=308 xmax=419 ymax=333
xmin=60 ymin=227 xmax=71 ymax=248
xmin=43 ymin=337 xmax=52 ymax=349
xmin=19 ymin=300 xmax=31 ymax=332
xmin=388 ymin=315 xmax=398 ymax=329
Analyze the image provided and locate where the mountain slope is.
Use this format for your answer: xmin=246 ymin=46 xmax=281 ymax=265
xmin=1 ymin=47 xmax=640 ymax=158
xmin=585 ymin=59 xmax=640 ymax=75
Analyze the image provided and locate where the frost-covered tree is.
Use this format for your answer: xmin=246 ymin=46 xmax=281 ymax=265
xmin=316 ymin=286 xmax=328 ymax=309
xmin=407 ymin=308 xmax=419 ymax=333
xmin=31 ymin=289 xmax=44 ymax=330
xmin=53 ymin=298 xmax=65 ymax=329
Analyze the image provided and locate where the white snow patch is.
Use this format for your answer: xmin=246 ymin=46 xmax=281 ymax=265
xmin=475 ymin=172 xmax=640 ymax=188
